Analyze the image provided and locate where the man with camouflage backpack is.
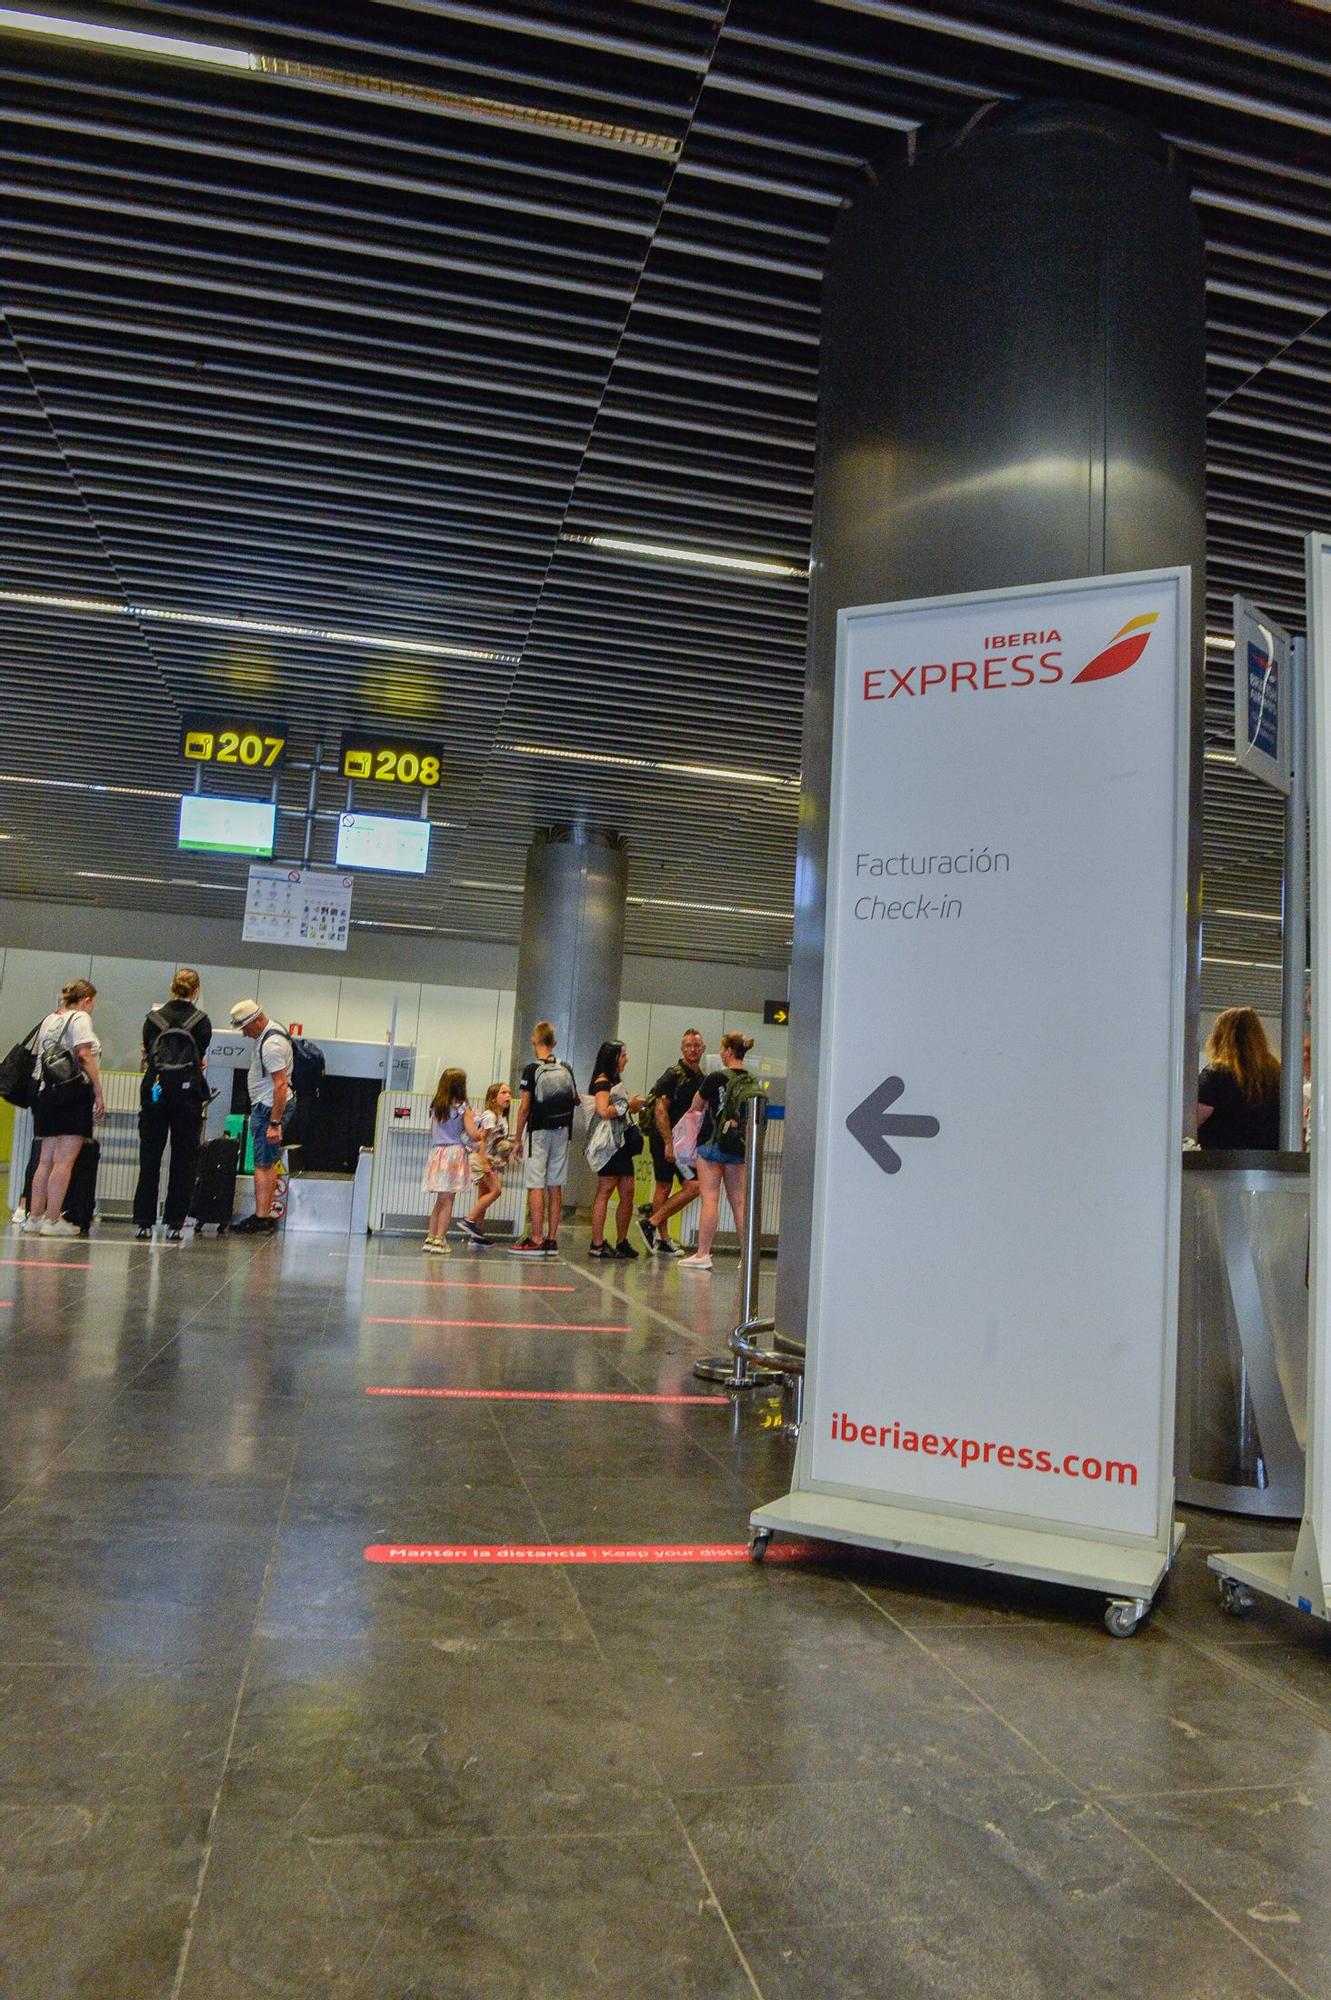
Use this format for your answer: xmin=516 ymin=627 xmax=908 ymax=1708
xmin=132 ymin=968 xmax=212 ymax=1241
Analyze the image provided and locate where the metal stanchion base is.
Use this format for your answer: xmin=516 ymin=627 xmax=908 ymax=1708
xmin=693 ymin=1354 xmax=780 ymax=1389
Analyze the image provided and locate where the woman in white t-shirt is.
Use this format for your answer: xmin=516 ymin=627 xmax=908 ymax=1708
xmin=28 ymin=978 xmax=105 ymax=1236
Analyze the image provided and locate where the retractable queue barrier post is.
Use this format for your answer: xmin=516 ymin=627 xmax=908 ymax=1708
xmin=694 ymin=1095 xmax=774 ymax=1391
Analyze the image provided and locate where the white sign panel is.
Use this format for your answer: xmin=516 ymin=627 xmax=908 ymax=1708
xmin=243 ymin=866 xmax=353 ymax=951
xmin=786 ymin=571 xmax=1189 ymax=1577
xmin=1233 ymin=594 xmax=1292 ymax=793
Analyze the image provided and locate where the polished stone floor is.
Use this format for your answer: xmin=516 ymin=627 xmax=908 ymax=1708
xmin=1 ymin=1225 xmax=1328 ymax=2000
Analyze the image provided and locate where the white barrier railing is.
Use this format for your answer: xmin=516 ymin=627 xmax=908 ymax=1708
xmin=368 ymin=1090 xmax=528 ymax=1236
xmin=6 ymin=1080 xmax=788 ymax=1243
xmin=6 ymin=1069 xmax=145 ymax=1217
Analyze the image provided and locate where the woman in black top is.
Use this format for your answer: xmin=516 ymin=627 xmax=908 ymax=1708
xmin=586 ymin=1040 xmax=645 ymax=1260
xmin=1197 ymin=1007 xmax=1280 ymax=1151
xmin=680 ymin=1031 xmax=755 ymax=1272
xmin=132 ymin=967 xmax=213 ymax=1239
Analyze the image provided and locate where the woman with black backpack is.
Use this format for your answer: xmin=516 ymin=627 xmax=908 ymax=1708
xmin=680 ymin=1031 xmax=757 ymax=1273
xmin=25 ymin=978 xmax=104 ymax=1238
xmin=133 ymin=968 xmax=212 ymax=1242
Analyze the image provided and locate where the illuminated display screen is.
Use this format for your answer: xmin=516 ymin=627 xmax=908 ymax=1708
xmin=339 ymin=733 xmax=443 ymax=787
xmin=181 ymin=714 xmax=288 ymax=769
xmin=178 ymin=794 xmax=276 ymax=857
xmin=335 ymin=811 xmax=431 ymax=875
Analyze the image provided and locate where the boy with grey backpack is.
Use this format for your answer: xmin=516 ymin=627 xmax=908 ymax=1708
xmin=509 ymin=1020 xmax=578 ymax=1257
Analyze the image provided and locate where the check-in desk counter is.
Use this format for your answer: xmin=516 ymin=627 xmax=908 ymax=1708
xmin=1177 ymin=1150 xmax=1308 ymax=1518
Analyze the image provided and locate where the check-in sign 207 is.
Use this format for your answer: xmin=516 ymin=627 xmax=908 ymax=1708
xmin=808 ymin=575 xmax=1186 ymax=1540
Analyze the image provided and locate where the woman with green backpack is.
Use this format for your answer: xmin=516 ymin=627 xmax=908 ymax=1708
xmin=680 ymin=1031 xmax=760 ymax=1273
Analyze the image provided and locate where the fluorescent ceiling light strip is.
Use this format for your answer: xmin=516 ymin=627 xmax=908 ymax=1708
xmin=1206 ymin=635 xmax=1237 ymax=651
xmin=0 ymin=771 xmax=180 ymax=799
xmin=0 ymin=13 xmax=676 ymax=154
xmin=74 ymin=870 xmax=247 ymax=891
xmin=0 ymin=7 xmax=254 ymax=66
xmin=1204 ymin=750 xmax=1237 ymax=765
xmin=560 ymin=533 xmax=807 ymax=580
xmin=254 ymin=55 xmax=679 ymax=155
xmin=500 ymin=741 xmax=798 ymax=790
xmin=0 ymin=589 xmax=517 ymax=664
xmin=628 ymin=895 xmax=792 ymax=920
xmin=452 ymin=878 xmax=523 ymax=893
xmin=75 ymin=871 xmax=164 ymax=886
xmin=1203 ymin=955 xmax=1280 ymax=969
xmin=1214 ymin=907 xmax=1281 ymax=922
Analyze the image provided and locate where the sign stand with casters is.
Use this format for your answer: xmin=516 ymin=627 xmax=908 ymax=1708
xmin=1211 ymin=531 xmax=1331 ymax=1630
xmin=750 ymin=570 xmax=1193 ymax=1635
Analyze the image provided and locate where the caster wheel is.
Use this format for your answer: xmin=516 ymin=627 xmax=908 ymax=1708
xmin=749 ymin=1530 xmax=771 ymax=1564
xmin=1219 ymin=1577 xmax=1255 ymax=1618
xmin=1104 ymin=1597 xmax=1148 ymax=1639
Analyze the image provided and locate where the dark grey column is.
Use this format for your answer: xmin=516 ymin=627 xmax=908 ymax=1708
xmin=778 ymin=101 xmax=1207 ymax=1349
xmin=511 ymin=826 xmax=628 ymax=1205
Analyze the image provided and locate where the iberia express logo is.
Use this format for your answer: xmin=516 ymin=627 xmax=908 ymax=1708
xmin=862 ymin=608 xmax=1159 ymax=701
xmin=1071 ymin=610 xmax=1159 ymax=684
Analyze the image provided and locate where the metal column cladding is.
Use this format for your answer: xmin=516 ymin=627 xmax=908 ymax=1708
xmin=778 ymin=100 xmax=1207 ymax=1358
xmin=510 ymin=826 xmax=628 ymax=1200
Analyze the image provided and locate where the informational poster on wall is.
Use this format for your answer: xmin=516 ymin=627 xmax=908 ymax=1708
xmin=1233 ymin=593 xmax=1292 ymax=793
xmin=756 ymin=569 xmax=1190 ymax=1599
xmin=242 ymin=865 xmax=353 ymax=951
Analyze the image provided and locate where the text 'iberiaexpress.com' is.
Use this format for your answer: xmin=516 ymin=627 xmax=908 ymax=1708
xmin=830 ymin=1412 xmax=1138 ymax=1485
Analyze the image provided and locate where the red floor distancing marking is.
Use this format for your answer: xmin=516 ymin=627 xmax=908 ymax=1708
xmin=367 ymin=1316 xmax=630 ymax=1333
xmin=0 ymin=1257 xmax=93 ymax=1270
xmin=366 ymin=1386 xmax=727 ymax=1405
xmin=365 ymin=1542 xmax=821 ymax=1565
xmin=366 ymin=1278 xmax=577 ymax=1293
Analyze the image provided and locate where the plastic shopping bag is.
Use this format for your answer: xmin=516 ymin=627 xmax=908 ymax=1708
xmin=671 ymin=1105 xmax=703 ymax=1177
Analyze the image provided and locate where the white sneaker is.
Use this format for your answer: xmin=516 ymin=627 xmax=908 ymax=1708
xmin=679 ymin=1253 xmax=713 ymax=1271
xmin=19 ymin=1214 xmax=42 ymax=1233
xmin=11 ymin=1205 xmax=27 ymax=1224
xmin=423 ymin=1237 xmax=450 ymax=1256
xmin=40 ymin=1218 xmax=80 ymax=1238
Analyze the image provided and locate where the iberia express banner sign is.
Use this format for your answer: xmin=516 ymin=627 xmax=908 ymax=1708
xmin=800 ymin=571 xmax=1189 ymax=1551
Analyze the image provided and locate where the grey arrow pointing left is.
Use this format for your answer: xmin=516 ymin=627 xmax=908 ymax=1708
xmin=846 ymin=1075 xmax=941 ymax=1175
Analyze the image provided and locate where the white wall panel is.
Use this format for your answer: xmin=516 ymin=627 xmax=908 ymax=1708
xmin=493 ymin=991 xmax=516 ymax=1085
xmin=255 ymin=969 xmax=341 ymax=1037
xmin=0 ymin=948 xmax=89 ymax=1051
xmin=88 ymin=955 xmax=177 ymax=1069
xmin=643 ymin=1003 xmax=725 ymax=1086
xmin=615 ymin=1001 xmax=653 ymax=1097
xmin=337 ymin=978 xmax=421 ymax=1048
xmin=188 ymin=964 xmax=262 ymax=1033
xmin=417 ymin=984 xmax=508 ymax=1098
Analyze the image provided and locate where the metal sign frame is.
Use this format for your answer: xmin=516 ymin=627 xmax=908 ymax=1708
xmin=752 ymin=569 xmax=1192 ymax=1628
xmin=1212 ymin=530 xmax=1331 ymax=1626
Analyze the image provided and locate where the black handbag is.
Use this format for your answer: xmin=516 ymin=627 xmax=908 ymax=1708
xmin=0 ymin=1023 xmax=41 ymax=1109
xmin=39 ymin=1015 xmax=91 ymax=1104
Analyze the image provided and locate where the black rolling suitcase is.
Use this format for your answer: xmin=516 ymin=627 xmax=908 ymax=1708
xmin=63 ymin=1139 xmax=100 ymax=1234
xmin=21 ymin=1136 xmax=99 ymax=1232
xmin=190 ymin=1136 xmax=240 ymax=1234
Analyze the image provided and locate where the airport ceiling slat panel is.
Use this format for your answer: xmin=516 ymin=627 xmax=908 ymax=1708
xmin=1 ymin=0 xmax=1327 ymax=978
